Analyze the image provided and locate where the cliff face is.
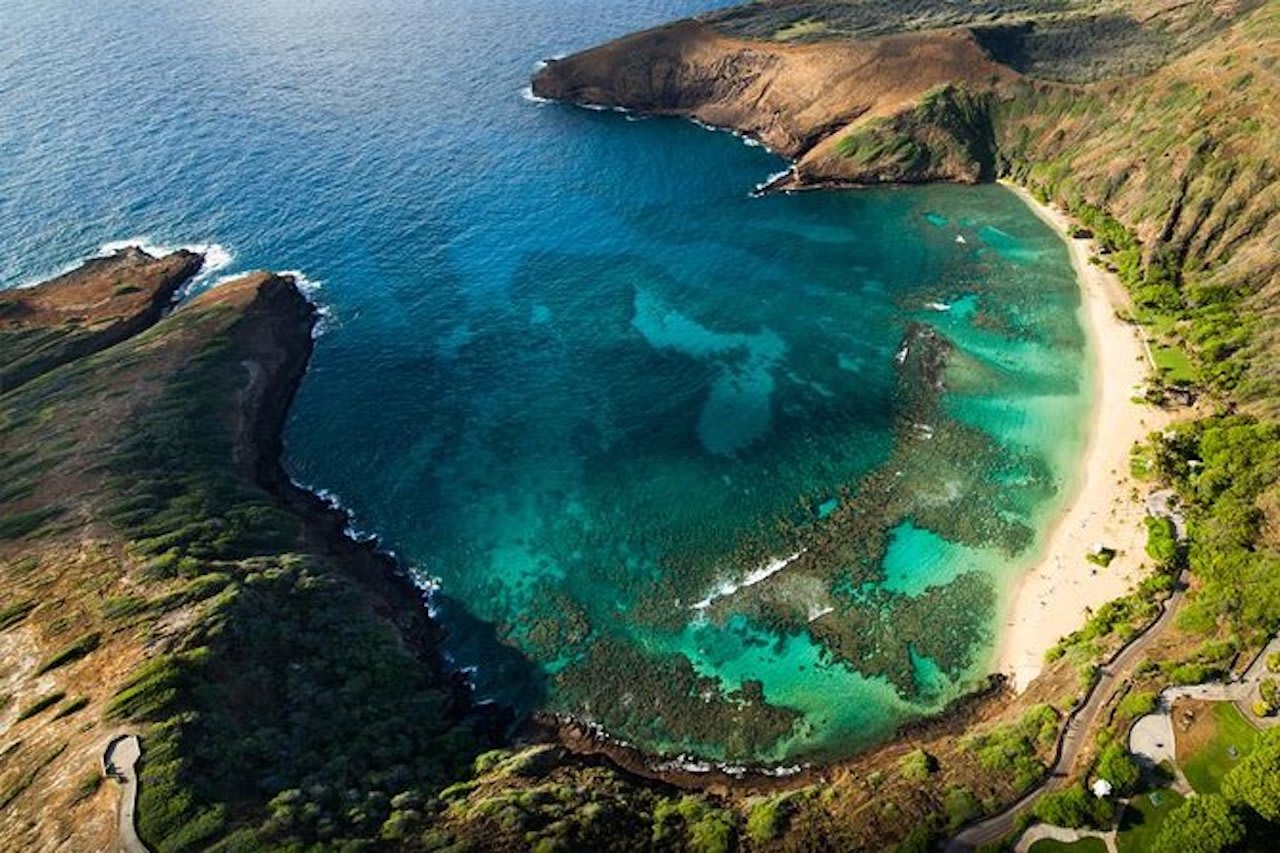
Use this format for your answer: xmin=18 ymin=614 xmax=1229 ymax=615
xmin=995 ymin=1 xmax=1280 ymax=413
xmin=531 ymin=19 xmax=1014 ymax=183
xmin=0 ymin=247 xmax=203 ymax=392
xmin=0 ymin=255 xmax=486 ymax=850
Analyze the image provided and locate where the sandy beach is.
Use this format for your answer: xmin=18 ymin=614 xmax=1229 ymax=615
xmin=995 ymin=183 xmax=1171 ymax=691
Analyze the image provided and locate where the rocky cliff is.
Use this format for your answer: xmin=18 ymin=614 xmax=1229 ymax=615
xmin=0 ymin=252 xmax=487 ymax=850
xmin=532 ymin=18 xmax=1014 ymax=184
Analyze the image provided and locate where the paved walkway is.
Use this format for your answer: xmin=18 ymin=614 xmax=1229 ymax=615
xmin=1128 ymin=709 xmax=1175 ymax=767
xmin=1015 ymin=823 xmax=1115 ymax=853
xmin=948 ymin=571 xmax=1189 ymax=851
xmin=104 ymin=734 xmax=148 ymax=853
xmin=1127 ymin=697 xmax=1193 ymax=795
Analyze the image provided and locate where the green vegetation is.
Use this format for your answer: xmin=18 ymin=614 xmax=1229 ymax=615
xmin=942 ymin=785 xmax=982 ymax=831
xmin=1046 ymin=576 xmax=1169 ymax=663
xmin=35 ymin=632 xmax=100 ymax=675
xmin=52 ymin=696 xmax=90 ymax=720
xmin=1031 ymin=783 xmax=1114 ymax=829
xmin=73 ymin=770 xmax=103 ymax=804
xmin=963 ymin=705 xmax=1057 ymax=794
xmin=0 ymin=599 xmax=36 ymax=630
xmin=772 ymin=18 xmax=829 ymax=41
xmin=1092 ymin=742 xmax=1141 ymax=796
xmin=1151 ymin=729 xmax=1280 ymax=851
xmin=1152 ymin=344 xmax=1197 ymax=387
xmin=745 ymin=793 xmax=796 ymax=843
xmin=0 ymin=505 xmax=63 ymax=540
xmin=1144 ymin=516 xmax=1179 ymax=569
xmin=1117 ymin=788 xmax=1185 ymax=853
xmin=1220 ymin=726 xmax=1280 ymax=820
xmin=1003 ymin=91 xmax=1261 ymax=398
xmin=1085 ymin=547 xmax=1116 ymax=568
xmin=1181 ymin=703 xmax=1258 ymax=795
xmin=1116 ymin=690 xmax=1158 ymax=720
xmin=0 ymin=284 xmax=493 ymax=850
xmin=1260 ymin=678 xmax=1280 ymax=715
xmin=1146 ymin=417 xmax=1280 ymax=633
xmin=1152 ymin=793 xmax=1244 ymax=853
xmin=652 ymin=796 xmax=736 ymax=853
xmin=900 ymin=748 xmax=939 ymax=781
xmin=835 ymin=85 xmax=995 ymax=180
xmin=16 ymin=692 xmax=66 ymax=723
xmin=0 ymin=744 xmax=67 ymax=811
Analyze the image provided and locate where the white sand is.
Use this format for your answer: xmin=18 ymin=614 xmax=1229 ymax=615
xmin=995 ymin=183 xmax=1171 ymax=691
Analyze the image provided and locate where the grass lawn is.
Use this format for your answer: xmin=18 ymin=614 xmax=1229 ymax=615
xmin=1117 ymin=787 xmax=1185 ymax=853
xmin=1152 ymin=344 xmax=1196 ymax=385
xmin=1180 ymin=702 xmax=1259 ymax=794
xmin=1028 ymin=838 xmax=1108 ymax=853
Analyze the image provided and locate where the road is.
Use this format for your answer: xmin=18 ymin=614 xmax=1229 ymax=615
xmin=104 ymin=734 xmax=148 ymax=853
xmin=948 ymin=572 xmax=1189 ymax=851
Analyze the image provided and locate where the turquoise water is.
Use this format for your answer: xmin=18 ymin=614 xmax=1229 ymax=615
xmin=0 ymin=0 xmax=1088 ymax=762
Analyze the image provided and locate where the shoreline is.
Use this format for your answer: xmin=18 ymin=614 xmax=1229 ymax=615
xmin=994 ymin=183 xmax=1169 ymax=690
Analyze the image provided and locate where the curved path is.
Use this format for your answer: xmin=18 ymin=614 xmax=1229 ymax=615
xmin=949 ymin=572 xmax=1189 ymax=851
xmin=103 ymin=734 xmax=148 ymax=853
xmin=1015 ymin=823 xmax=1115 ymax=853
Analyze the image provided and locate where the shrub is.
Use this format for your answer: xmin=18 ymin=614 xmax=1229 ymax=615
xmin=899 ymin=748 xmax=938 ymax=781
xmin=745 ymin=794 xmax=794 ymax=844
xmin=16 ymin=692 xmax=66 ymax=722
xmin=1117 ymin=690 xmax=1158 ymax=720
xmin=943 ymin=786 xmax=982 ymax=830
xmin=652 ymin=796 xmax=734 ymax=853
xmin=0 ymin=599 xmax=36 ymax=630
xmin=1032 ymin=784 xmax=1114 ymax=829
xmin=53 ymin=696 xmax=90 ymax=720
xmin=35 ymin=632 xmax=101 ymax=675
xmin=1093 ymin=743 xmax=1142 ymax=796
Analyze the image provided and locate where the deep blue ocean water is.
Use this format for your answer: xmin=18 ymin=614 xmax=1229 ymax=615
xmin=0 ymin=0 xmax=1088 ymax=762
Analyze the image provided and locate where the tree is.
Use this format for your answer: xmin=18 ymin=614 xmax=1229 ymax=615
xmin=1152 ymin=794 xmax=1244 ymax=853
xmin=1222 ymin=728 xmax=1280 ymax=820
xmin=1144 ymin=515 xmax=1179 ymax=567
xmin=1093 ymin=743 xmax=1142 ymax=796
xmin=1032 ymin=784 xmax=1113 ymax=829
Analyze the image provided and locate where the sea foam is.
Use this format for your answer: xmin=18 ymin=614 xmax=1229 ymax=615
xmin=691 ymin=550 xmax=805 ymax=610
xmin=96 ymin=236 xmax=235 ymax=299
xmin=280 ymin=269 xmax=334 ymax=338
